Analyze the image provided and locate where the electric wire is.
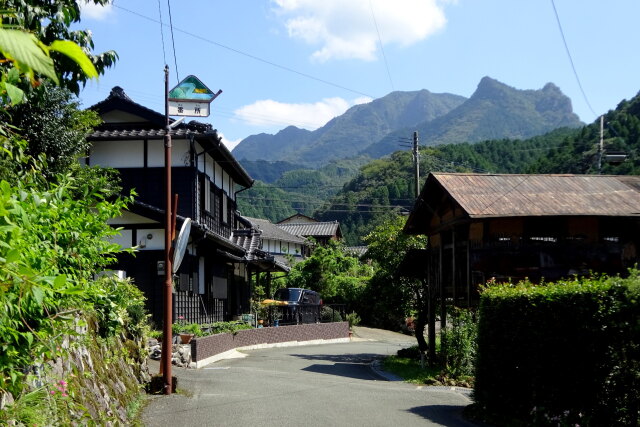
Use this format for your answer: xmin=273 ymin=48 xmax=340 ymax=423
xmin=550 ymin=0 xmax=597 ymax=117
xmin=166 ymin=0 xmax=180 ymax=83
xmin=156 ymin=0 xmax=167 ymax=66
xmin=112 ymin=4 xmax=374 ymax=99
xmin=369 ymin=0 xmax=394 ymax=92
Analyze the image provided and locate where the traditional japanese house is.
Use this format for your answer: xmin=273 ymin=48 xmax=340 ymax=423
xmin=403 ymin=173 xmax=640 ymax=308
xmin=86 ymin=87 xmax=279 ymax=325
xmin=277 ymin=214 xmax=342 ymax=246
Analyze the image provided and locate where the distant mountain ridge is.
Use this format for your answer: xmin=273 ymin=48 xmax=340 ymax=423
xmin=232 ymin=77 xmax=583 ymax=168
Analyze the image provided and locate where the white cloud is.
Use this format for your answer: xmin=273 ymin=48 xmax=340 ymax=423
xmin=234 ymin=96 xmax=373 ymax=130
xmin=79 ymin=1 xmax=114 ymax=21
xmin=272 ymin=0 xmax=447 ymax=61
xmin=219 ymin=133 xmax=242 ymax=151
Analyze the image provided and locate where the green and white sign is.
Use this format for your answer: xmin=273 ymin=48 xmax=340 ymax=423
xmin=168 ymin=75 xmax=221 ymax=117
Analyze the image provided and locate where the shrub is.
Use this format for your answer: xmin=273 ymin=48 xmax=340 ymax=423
xmin=441 ymin=308 xmax=477 ymax=379
xmin=321 ymin=306 xmax=343 ymax=322
xmin=346 ymin=311 xmax=361 ymax=329
xmin=474 ymin=272 xmax=640 ymax=425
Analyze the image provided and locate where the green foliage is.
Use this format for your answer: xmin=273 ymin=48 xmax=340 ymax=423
xmin=236 ymin=158 xmax=363 ymax=222
xmin=171 ymin=321 xmax=253 ymax=337
xmin=91 ymin=276 xmax=149 ymax=340
xmin=345 ymin=311 xmax=361 ymax=329
xmin=441 ymin=308 xmax=477 ymax=378
xmin=0 ymin=137 xmax=133 ymax=395
xmin=358 ymin=215 xmax=427 ymax=330
xmin=1 ymin=1 xmax=117 ymax=96
xmin=9 ymin=83 xmax=102 ymax=176
xmin=320 ymin=306 xmax=343 ymax=322
xmin=277 ymin=240 xmax=373 ymax=305
xmin=474 ymin=272 xmax=640 ymax=425
xmin=382 ymin=354 xmax=443 ymax=385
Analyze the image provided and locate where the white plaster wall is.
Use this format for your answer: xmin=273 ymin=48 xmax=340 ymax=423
xmin=107 ymin=210 xmax=159 ymax=225
xmin=91 ymin=140 xmax=143 ymax=168
xmin=109 ymin=229 xmax=133 ymax=249
xmin=137 ymin=229 xmax=165 ymax=250
xmin=147 ymin=140 xmax=164 ymax=167
xmin=147 ymin=138 xmax=190 ymax=167
xmin=205 ymin=155 xmax=214 ymax=181
xmin=214 ymin=161 xmax=222 ymax=188
xmin=172 ymin=139 xmax=190 ymax=167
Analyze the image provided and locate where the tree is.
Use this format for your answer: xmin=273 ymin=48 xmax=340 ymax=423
xmin=363 ymin=215 xmax=429 ymax=350
xmin=1 ymin=1 xmax=117 ymax=96
xmin=10 ymin=83 xmax=101 ymax=176
xmin=277 ymin=240 xmax=373 ymax=308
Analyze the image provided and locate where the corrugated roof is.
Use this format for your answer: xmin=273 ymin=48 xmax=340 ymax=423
xmin=244 ymin=217 xmax=308 ymax=244
xmin=277 ymin=221 xmax=341 ymax=238
xmin=432 ymin=173 xmax=640 ymax=218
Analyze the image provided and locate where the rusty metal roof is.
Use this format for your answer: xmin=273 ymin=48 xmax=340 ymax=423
xmin=431 ymin=173 xmax=640 ymax=218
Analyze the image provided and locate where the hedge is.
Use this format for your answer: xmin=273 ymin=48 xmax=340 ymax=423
xmin=474 ymin=272 xmax=640 ymax=425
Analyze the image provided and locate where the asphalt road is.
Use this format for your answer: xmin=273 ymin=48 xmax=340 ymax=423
xmin=142 ymin=327 xmax=476 ymax=426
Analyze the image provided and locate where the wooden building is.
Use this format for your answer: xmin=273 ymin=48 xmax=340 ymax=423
xmin=86 ymin=87 xmax=280 ymax=325
xmin=403 ymin=173 xmax=640 ymax=307
xmin=277 ymin=214 xmax=342 ymax=246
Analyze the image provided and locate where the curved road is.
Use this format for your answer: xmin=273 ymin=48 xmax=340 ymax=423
xmin=142 ymin=327 xmax=476 ymax=426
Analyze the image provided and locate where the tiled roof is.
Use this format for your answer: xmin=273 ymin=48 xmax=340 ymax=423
xmin=277 ymin=221 xmax=341 ymax=238
xmin=344 ymin=246 xmax=368 ymax=257
xmin=88 ymin=127 xmax=199 ymax=139
xmin=231 ymin=227 xmax=290 ymax=272
xmin=244 ymin=217 xmax=308 ymax=244
xmin=86 ymin=87 xmax=253 ymax=187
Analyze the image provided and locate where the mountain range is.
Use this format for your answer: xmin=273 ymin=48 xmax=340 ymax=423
xmin=232 ymin=77 xmax=583 ymax=168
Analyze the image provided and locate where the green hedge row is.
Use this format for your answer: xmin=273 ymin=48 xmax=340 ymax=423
xmin=474 ymin=272 xmax=640 ymax=425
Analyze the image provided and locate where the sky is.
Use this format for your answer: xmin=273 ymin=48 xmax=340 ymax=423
xmin=77 ymin=0 xmax=640 ymax=151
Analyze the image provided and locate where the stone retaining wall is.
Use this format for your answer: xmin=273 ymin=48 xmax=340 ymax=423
xmin=191 ymin=322 xmax=350 ymax=366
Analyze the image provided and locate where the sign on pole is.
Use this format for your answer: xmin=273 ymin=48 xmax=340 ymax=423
xmin=168 ymin=75 xmax=221 ymax=117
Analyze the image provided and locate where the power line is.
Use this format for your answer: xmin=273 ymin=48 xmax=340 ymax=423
xmin=166 ymin=0 xmax=180 ymax=83
xmin=369 ymin=0 xmax=394 ymax=92
xmin=112 ymin=4 xmax=375 ymax=99
xmin=550 ymin=0 xmax=597 ymax=117
xmin=156 ymin=0 xmax=166 ymax=66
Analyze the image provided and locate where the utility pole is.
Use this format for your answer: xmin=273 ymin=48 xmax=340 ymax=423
xmin=597 ymin=115 xmax=604 ymax=174
xmin=413 ymin=131 xmax=420 ymax=198
xmin=162 ymin=65 xmax=174 ymax=395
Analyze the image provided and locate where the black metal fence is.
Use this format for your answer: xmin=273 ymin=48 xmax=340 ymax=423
xmin=262 ymin=304 xmax=347 ymax=327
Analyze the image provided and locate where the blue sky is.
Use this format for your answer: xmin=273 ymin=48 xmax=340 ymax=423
xmin=78 ymin=0 xmax=640 ymax=150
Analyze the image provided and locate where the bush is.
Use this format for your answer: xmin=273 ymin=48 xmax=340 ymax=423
xmin=474 ymin=272 xmax=640 ymax=425
xmin=346 ymin=311 xmax=361 ymax=329
xmin=321 ymin=306 xmax=343 ymax=322
xmin=441 ymin=308 xmax=477 ymax=378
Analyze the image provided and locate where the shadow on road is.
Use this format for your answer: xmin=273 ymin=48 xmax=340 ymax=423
xmin=302 ymin=362 xmax=380 ymax=380
xmin=290 ymin=352 xmax=381 ymax=364
xmin=406 ymin=405 xmax=479 ymax=426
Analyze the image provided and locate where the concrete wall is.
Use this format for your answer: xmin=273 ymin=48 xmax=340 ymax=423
xmin=191 ymin=322 xmax=350 ymax=366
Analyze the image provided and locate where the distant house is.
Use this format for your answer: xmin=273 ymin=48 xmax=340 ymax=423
xmin=242 ymin=217 xmax=310 ymax=265
xmin=86 ymin=87 xmax=281 ymax=325
xmin=402 ymin=173 xmax=640 ymax=307
xmin=276 ymin=214 xmax=342 ymax=245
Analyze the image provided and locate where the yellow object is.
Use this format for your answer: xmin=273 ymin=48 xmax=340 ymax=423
xmin=261 ymin=299 xmax=289 ymax=306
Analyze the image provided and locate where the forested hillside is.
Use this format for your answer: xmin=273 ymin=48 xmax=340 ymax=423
xmin=233 ymin=77 xmax=582 ymax=168
xmin=364 ymin=78 xmax=582 ymax=158
xmin=233 ymin=89 xmax=465 ymax=167
xmin=314 ymin=91 xmax=640 ymax=244
xmin=236 ymin=158 xmax=367 ymax=222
